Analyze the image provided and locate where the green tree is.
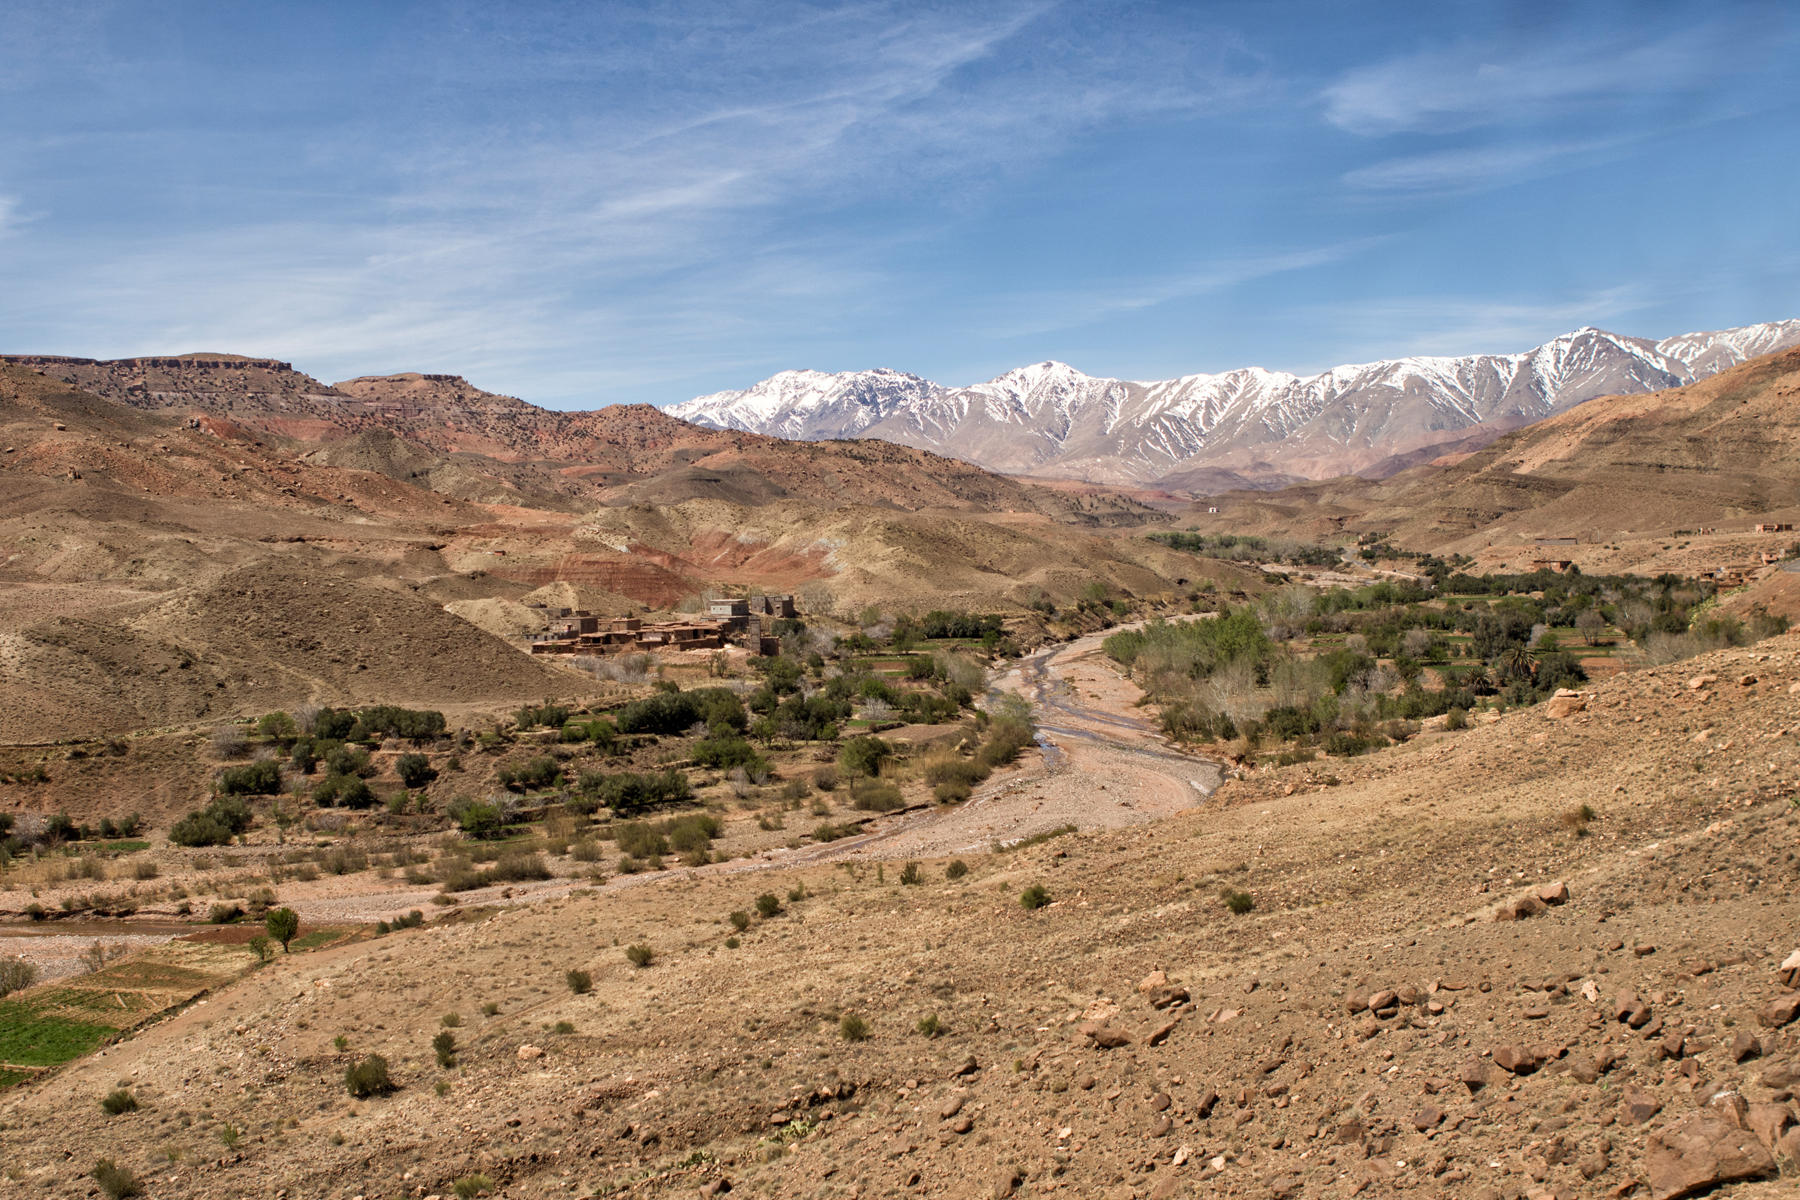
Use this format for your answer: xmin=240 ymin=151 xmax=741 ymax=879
xmin=265 ymin=906 xmax=300 ymax=953
xmin=395 ymin=753 xmax=437 ymax=788
xmin=838 ymin=735 xmax=892 ymax=778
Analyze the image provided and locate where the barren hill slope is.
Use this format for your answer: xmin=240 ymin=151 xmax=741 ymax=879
xmin=6 ymin=632 xmax=1797 ymax=1198
xmin=1 ymin=356 xmax=1167 ymax=522
xmin=0 ymin=364 xmax=1227 ymax=740
xmin=1190 ymin=346 xmax=1800 ymax=558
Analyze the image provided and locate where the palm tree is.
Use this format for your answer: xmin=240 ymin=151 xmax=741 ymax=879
xmin=1497 ymin=643 xmax=1536 ymax=684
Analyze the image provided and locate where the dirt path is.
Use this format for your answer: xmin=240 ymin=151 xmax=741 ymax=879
xmin=190 ymin=627 xmax=1224 ymax=924
xmin=786 ymin=624 xmax=1223 ymax=861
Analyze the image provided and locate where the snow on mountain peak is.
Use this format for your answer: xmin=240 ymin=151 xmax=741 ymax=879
xmin=669 ymin=318 xmax=1800 ymax=485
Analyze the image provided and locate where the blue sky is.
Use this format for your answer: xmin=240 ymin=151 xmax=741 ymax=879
xmin=2 ymin=0 xmax=1796 ymax=407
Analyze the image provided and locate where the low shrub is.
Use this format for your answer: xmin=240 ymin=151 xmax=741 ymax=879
xmin=625 ymin=944 xmax=654 ymax=968
xmin=1019 ymin=884 xmax=1051 ymax=911
xmin=945 ymin=859 xmax=969 ymax=881
xmin=839 ymin=1014 xmax=870 ymax=1041
xmin=615 ymin=821 xmax=669 ymax=860
xmin=91 ymin=1160 xmax=143 ymax=1200
xmin=0 ymin=958 xmax=39 ymax=998
xmin=344 ymin=1054 xmax=396 ymax=1098
xmin=217 ymin=760 xmax=283 ymax=796
xmin=1223 ymin=889 xmax=1254 ymax=915
xmin=395 ymin=753 xmax=437 ymax=788
xmin=447 ymin=797 xmax=506 ymax=839
xmin=497 ymin=756 xmax=561 ymax=793
xmin=101 ymin=1088 xmax=138 ymax=1115
xmin=754 ymin=892 xmax=782 ymax=918
xmin=849 ymin=781 xmax=905 ymax=812
xmin=566 ymin=968 xmax=593 ymax=995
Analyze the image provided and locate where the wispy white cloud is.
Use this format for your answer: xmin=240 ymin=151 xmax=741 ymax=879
xmin=1321 ymin=24 xmax=1742 ymax=136
xmin=1 ymin=2 xmax=1275 ymax=403
xmin=981 ymin=238 xmax=1389 ymax=341
xmin=0 ymin=195 xmax=20 ymax=238
xmin=1298 ymin=286 xmax=1659 ymax=364
xmin=1340 ymin=138 xmax=1626 ymax=196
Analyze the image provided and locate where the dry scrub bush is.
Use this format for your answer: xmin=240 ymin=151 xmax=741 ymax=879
xmin=209 ymin=724 xmax=248 ymax=760
xmin=0 ymin=958 xmax=39 ymax=997
xmin=345 ymin=1054 xmax=395 ymax=1098
xmin=92 ymin=1160 xmax=142 ymax=1199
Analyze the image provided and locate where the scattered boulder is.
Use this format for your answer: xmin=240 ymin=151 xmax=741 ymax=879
xmin=992 ymin=1164 xmax=1023 ymax=1198
xmin=1687 ymin=673 xmax=1718 ymax=691
xmin=1569 ymin=1049 xmax=1617 ymax=1084
xmin=1148 ymin=985 xmax=1190 ymax=1010
xmin=1760 ymin=992 xmax=1800 ymax=1029
xmin=1137 ymin=970 xmax=1168 ymax=994
xmin=1615 ymin=991 xmax=1652 ymax=1028
xmin=1535 ymin=880 xmax=1569 ymax=905
xmin=1495 ymin=893 xmax=1547 ymax=921
xmin=1780 ymin=949 xmax=1800 ymax=990
xmin=1745 ymin=1102 xmax=1794 ymax=1152
xmin=1544 ymin=689 xmax=1586 ymax=718
xmin=1622 ymin=1086 xmax=1664 ymax=1125
xmin=1732 ymin=1031 xmax=1762 ymax=1063
xmin=1493 ymin=1045 xmax=1540 ymax=1075
xmin=516 ymin=1044 xmax=544 ymax=1061
xmin=1079 ymin=1022 xmax=1132 ymax=1049
xmin=1644 ymin=1111 xmax=1777 ymax=1200
xmin=1459 ymin=1057 xmax=1491 ymax=1092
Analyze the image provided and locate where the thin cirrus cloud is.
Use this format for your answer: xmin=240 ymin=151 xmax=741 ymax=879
xmin=1304 ymin=286 xmax=1660 ymax=363
xmin=2 ymin=2 xmax=1276 ymax=399
xmin=1340 ymin=138 xmax=1627 ymax=196
xmin=982 ymin=238 xmax=1391 ymax=341
xmin=1320 ymin=24 xmax=1741 ymax=136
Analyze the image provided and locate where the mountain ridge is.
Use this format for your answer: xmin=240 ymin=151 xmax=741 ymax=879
xmin=671 ymin=319 xmax=1800 ymax=488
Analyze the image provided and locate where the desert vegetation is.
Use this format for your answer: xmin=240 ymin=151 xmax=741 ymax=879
xmin=1108 ymin=563 xmax=1787 ymax=760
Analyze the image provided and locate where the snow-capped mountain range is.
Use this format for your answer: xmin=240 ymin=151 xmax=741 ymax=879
xmin=669 ymin=320 xmax=1800 ymax=489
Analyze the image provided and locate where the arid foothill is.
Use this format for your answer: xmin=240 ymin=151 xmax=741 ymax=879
xmin=6 ymin=7 xmax=1800 ymax=1198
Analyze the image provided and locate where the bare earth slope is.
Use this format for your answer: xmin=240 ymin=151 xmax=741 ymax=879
xmin=6 ymin=633 xmax=1797 ymax=1199
xmin=1188 ymin=346 xmax=1800 ymax=563
xmin=0 ymin=355 xmax=1166 ymax=523
xmin=0 ymin=363 xmax=1234 ymax=740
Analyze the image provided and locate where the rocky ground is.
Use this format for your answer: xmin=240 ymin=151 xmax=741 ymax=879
xmin=2 ymin=636 xmax=1799 ymax=1199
